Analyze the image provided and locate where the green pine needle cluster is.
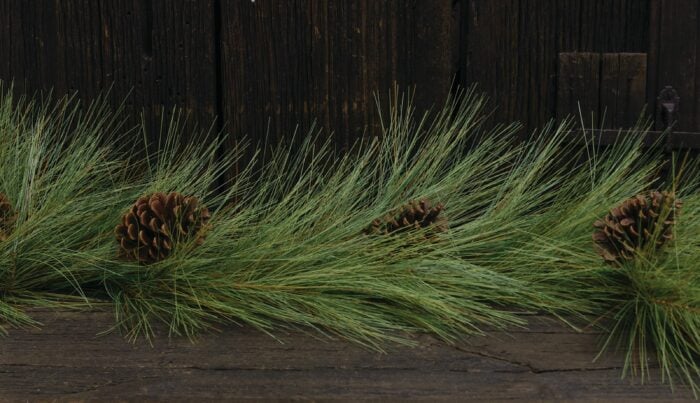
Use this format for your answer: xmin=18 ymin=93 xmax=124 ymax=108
xmin=0 ymin=84 xmax=698 ymax=395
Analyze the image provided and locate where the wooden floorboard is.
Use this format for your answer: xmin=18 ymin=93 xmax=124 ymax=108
xmin=0 ymin=309 xmax=695 ymax=401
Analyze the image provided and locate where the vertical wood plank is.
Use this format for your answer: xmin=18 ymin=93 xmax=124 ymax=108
xmin=600 ymin=53 xmax=647 ymax=128
xmin=463 ymin=0 xmax=650 ymax=134
xmin=0 ymin=0 xmax=18 ymax=88
xmin=556 ymin=52 xmax=601 ymax=124
xmin=520 ymin=0 xmax=560 ymax=133
xmin=697 ymin=5 xmax=700 ymax=134
xmin=648 ymin=0 xmax=699 ymax=131
xmin=462 ymin=0 xmax=521 ymax=133
xmin=647 ymin=0 xmax=661 ymax=126
xmin=58 ymin=0 xmax=106 ymax=97
xmin=0 ymin=0 xmax=67 ymax=95
xmin=0 ymin=1 xmax=8 ymax=82
xmin=0 ymin=0 xmax=218 ymax=146
xmin=219 ymin=0 xmax=457 ymax=153
xmin=0 ymin=0 xmax=107 ymax=103
xmin=617 ymin=53 xmax=647 ymax=127
xmin=600 ymin=53 xmax=621 ymax=125
xmin=99 ymin=0 xmax=218 ymax=141
xmin=578 ymin=0 xmax=649 ymax=52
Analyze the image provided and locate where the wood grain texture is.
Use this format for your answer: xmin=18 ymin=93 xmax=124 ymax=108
xmin=101 ymin=0 xmax=218 ymax=138
xmin=600 ymin=53 xmax=647 ymax=129
xmin=557 ymin=52 xmax=601 ymax=124
xmin=558 ymin=52 xmax=646 ymax=128
xmin=218 ymin=0 xmax=458 ymax=152
xmin=0 ymin=0 xmax=217 ymax=145
xmin=462 ymin=0 xmax=650 ymax=135
xmin=2 ymin=0 xmax=700 ymax=162
xmin=648 ymin=0 xmax=699 ymax=132
xmin=461 ymin=0 xmax=522 ymax=134
xmin=0 ymin=309 xmax=694 ymax=400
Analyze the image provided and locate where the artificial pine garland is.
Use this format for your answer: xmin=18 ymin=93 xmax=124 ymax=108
xmin=0 ymin=84 xmax=697 ymax=396
xmin=0 ymin=193 xmax=16 ymax=241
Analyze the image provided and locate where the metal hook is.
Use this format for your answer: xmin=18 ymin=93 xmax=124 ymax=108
xmin=657 ymin=86 xmax=679 ymax=130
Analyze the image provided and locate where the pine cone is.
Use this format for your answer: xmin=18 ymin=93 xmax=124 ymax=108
xmin=593 ymin=190 xmax=681 ymax=264
xmin=365 ymin=199 xmax=448 ymax=237
xmin=0 ymin=193 xmax=16 ymax=241
xmin=115 ymin=192 xmax=211 ymax=264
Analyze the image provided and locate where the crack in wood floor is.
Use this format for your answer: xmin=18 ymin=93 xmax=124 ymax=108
xmin=0 ymin=308 xmax=695 ymax=401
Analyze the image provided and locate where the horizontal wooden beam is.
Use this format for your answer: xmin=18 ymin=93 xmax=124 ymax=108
xmin=0 ymin=309 xmax=693 ymax=400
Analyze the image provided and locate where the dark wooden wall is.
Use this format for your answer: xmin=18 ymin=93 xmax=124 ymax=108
xmin=463 ymin=0 xmax=650 ymax=133
xmin=219 ymin=1 xmax=457 ymax=150
xmin=1 ymin=0 xmax=699 ymax=148
xmin=0 ymin=0 xmax=219 ymax=144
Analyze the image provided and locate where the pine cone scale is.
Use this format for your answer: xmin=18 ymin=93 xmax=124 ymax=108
xmin=116 ymin=192 xmax=211 ymax=264
xmin=593 ymin=191 xmax=681 ymax=265
xmin=127 ymin=223 xmax=138 ymax=239
xmin=365 ymin=198 xmax=448 ymax=239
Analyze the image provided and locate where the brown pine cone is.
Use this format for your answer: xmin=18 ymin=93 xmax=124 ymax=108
xmin=115 ymin=192 xmax=211 ymax=264
xmin=365 ymin=198 xmax=448 ymax=237
xmin=593 ymin=190 xmax=681 ymax=265
xmin=0 ymin=193 xmax=16 ymax=241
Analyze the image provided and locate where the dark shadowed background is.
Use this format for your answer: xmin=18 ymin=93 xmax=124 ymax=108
xmin=1 ymin=0 xmax=699 ymax=150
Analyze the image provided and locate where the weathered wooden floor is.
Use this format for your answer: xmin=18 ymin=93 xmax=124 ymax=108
xmin=0 ymin=309 xmax=694 ymax=401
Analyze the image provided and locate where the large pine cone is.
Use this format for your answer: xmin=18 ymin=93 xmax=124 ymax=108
xmin=0 ymin=193 xmax=16 ymax=241
xmin=115 ymin=192 xmax=211 ymax=264
xmin=593 ymin=190 xmax=681 ymax=264
xmin=365 ymin=199 xmax=448 ymax=237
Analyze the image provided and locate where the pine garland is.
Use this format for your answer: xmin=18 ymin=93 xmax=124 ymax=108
xmin=0 ymin=83 xmax=697 ymax=395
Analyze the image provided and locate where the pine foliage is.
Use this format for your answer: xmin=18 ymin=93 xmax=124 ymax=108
xmin=0 ymin=83 xmax=697 ymax=395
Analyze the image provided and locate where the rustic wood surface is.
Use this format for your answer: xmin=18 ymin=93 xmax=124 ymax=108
xmin=4 ymin=0 xmax=699 ymax=150
xmin=0 ymin=0 xmax=219 ymax=145
xmin=557 ymin=52 xmax=602 ymax=124
xmin=219 ymin=0 xmax=457 ymax=152
xmin=461 ymin=0 xmax=650 ymax=134
xmin=0 ymin=309 xmax=694 ymax=401
xmin=557 ymin=52 xmax=647 ymax=129
xmin=648 ymin=0 xmax=700 ymax=132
